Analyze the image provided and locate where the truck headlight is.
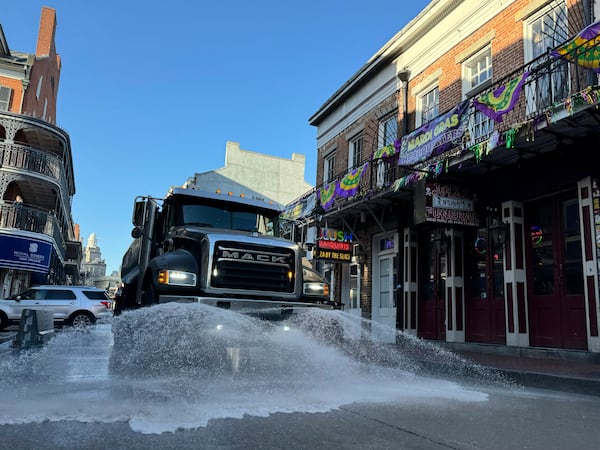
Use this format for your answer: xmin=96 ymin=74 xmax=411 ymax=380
xmin=157 ymin=269 xmax=197 ymax=287
xmin=303 ymin=281 xmax=329 ymax=297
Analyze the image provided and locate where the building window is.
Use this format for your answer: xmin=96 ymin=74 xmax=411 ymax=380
xmin=0 ymin=86 xmax=12 ymax=111
xmin=418 ymin=86 xmax=439 ymax=127
xmin=376 ymin=115 xmax=398 ymax=189
xmin=36 ymin=76 xmax=43 ymax=100
xmin=349 ymin=263 xmax=360 ymax=309
xmin=463 ymin=47 xmax=492 ymax=95
xmin=463 ymin=46 xmax=493 ymax=144
xmin=379 ymin=115 xmax=397 ymax=148
xmin=525 ymin=3 xmax=568 ymax=114
xmin=348 ymin=134 xmax=363 ymax=169
xmin=324 ymin=151 xmax=335 ymax=184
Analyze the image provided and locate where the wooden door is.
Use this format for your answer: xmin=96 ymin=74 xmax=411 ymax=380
xmin=465 ymin=225 xmax=506 ymax=344
xmin=418 ymin=230 xmax=446 ymax=341
xmin=527 ymin=193 xmax=587 ymax=349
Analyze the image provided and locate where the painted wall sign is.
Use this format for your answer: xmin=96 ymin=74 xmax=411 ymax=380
xmin=415 ymin=181 xmax=479 ymax=226
xmin=0 ymin=234 xmax=53 ymax=273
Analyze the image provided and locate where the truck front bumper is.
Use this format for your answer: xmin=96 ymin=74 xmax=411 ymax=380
xmin=158 ymin=295 xmax=335 ymax=317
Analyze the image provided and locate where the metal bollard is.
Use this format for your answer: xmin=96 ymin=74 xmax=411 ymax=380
xmin=12 ymin=309 xmax=55 ymax=349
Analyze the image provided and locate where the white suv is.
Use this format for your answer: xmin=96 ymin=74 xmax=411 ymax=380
xmin=0 ymin=285 xmax=113 ymax=329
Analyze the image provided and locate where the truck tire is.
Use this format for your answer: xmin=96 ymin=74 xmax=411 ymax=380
xmin=141 ymin=282 xmax=158 ymax=306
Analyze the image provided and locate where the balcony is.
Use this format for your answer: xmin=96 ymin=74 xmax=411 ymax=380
xmin=0 ymin=201 xmax=66 ymax=259
xmin=287 ymin=22 xmax=600 ymax=225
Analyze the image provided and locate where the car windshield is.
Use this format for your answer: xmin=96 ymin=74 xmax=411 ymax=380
xmin=172 ymin=202 xmax=277 ymax=236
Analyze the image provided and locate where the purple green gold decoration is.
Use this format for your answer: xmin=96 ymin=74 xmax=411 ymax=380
xmin=337 ymin=163 xmax=368 ymax=198
xmin=372 ymin=144 xmax=396 ymax=161
xmin=473 ymin=71 xmax=529 ymax=122
xmin=318 ymin=181 xmax=337 ymax=210
xmin=551 ymin=21 xmax=600 ymax=72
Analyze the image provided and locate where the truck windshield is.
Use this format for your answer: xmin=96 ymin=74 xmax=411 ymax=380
xmin=175 ymin=203 xmax=277 ymax=235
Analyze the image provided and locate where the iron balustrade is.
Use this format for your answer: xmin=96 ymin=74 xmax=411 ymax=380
xmin=0 ymin=142 xmax=63 ymax=182
xmin=293 ymin=30 xmax=600 ymax=216
xmin=0 ymin=201 xmax=66 ymax=259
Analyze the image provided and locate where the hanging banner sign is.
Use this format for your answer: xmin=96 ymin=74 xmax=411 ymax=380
xmin=415 ymin=181 xmax=479 ymax=226
xmin=399 ymin=100 xmax=469 ymax=166
xmin=315 ymin=228 xmax=353 ymax=262
xmin=0 ymin=234 xmax=52 ymax=273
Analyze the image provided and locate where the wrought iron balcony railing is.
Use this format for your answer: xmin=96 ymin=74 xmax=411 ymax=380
xmin=285 ymin=21 xmax=600 ymax=220
xmin=0 ymin=201 xmax=66 ymax=259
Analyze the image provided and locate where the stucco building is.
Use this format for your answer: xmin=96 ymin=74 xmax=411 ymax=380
xmin=183 ymin=140 xmax=313 ymax=207
xmin=287 ymin=0 xmax=600 ymax=353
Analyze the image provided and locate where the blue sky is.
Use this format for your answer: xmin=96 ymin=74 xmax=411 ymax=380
xmin=2 ymin=0 xmax=431 ymax=274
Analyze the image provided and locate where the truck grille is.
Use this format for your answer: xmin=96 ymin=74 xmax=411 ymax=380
xmin=211 ymin=241 xmax=295 ymax=293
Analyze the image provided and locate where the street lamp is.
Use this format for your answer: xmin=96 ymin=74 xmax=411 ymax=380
xmin=490 ymin=219 xmax=509 ymax=247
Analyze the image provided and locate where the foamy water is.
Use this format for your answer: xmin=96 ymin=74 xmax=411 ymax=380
xmin=0 ymin=303 xmax=502 ymax=434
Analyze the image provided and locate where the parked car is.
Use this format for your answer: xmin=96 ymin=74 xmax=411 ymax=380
xmin=0 ymin=285 xmax=113 ymax=329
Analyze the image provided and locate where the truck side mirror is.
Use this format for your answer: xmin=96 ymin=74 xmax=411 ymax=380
xmin=131 ymin=227 xmax=143 ymax=239
xmin=133 ymin=200 xmax=145 ymax=227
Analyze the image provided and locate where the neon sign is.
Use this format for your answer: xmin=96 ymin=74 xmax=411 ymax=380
xmin=530 ymin=226 xmax=543 ymax=245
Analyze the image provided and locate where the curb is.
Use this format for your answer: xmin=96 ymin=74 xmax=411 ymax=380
xmin=487 ymin=367 xmax=600 ymax=397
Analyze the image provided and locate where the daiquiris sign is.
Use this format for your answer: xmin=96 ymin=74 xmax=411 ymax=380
xmin=315 ymin=228 xmax=353 ymax=262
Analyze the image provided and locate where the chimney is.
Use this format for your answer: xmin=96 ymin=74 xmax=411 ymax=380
xmin=35 ymin=7 xmax=57 ymax=58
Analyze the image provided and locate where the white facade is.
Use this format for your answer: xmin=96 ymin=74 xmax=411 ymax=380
xmin=185 ymin=141 xmax=313 ymax=207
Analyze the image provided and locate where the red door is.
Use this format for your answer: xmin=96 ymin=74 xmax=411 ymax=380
xmin=418 ymin=230 xmax=446 ymax=341
xmin=465 ymin=224 xmax=506 ymax=344
xmin=526 ymin=193 xmax=587 ymax=349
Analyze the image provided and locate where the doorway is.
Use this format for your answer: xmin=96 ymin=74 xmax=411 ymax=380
xmin=371 ymin=232 xmax=398 ymax=342
xmin=465 ymin=221 xmax=506 ymax=344
xmin=526 ymin=192 xmax=587 ymax=349
xmin=417 ymin=229 xmax=446 ymax=341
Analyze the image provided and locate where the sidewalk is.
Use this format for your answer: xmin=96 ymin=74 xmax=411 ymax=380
xmin=441 ymin=341 xmax=600 ymax=397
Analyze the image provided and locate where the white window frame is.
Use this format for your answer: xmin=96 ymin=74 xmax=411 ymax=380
xmin=348 ymin=261 xmax=360 ymax=310
xmin=463 ymin=46 xmax=494 ymax=145
xmin=348 ymin=134 xmax=363 ymax=169
xmin=416 ymin=85 xmax=439 ymax=128
xmin=0 ymin=86 xmax=12 ymax=111
xmin=378 ymin=114 xmax=398 ymax=148
xmin=36 ymin=76 xmax=43 ymax=100
xmin=524 ymin=2 xmax=569 ymax=115
xmin=323 ymin=151 xmax=336 ymax=184
xmin=462 ymin=46 xmax=492 ymax=97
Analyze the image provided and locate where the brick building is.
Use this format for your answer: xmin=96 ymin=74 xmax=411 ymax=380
xmin=0 ymin=7 xmax=81 ymax=297
xmin=287 ymin=0 xmax=600 ymax=352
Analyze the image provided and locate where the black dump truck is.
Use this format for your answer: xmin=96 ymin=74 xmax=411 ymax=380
xmin=116 ymin=186 xmax=336 ymax=316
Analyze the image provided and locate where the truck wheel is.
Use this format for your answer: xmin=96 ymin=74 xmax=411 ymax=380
xmin=141 ymin=282 xmax=158 ymax=306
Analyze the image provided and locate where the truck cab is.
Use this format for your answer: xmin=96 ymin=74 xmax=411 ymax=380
xmin=118 ymin=187 xmax=332 ymax=316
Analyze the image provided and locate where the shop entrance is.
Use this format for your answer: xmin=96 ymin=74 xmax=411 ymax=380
xmin=526 ymin=192 xmax=587 ymax=349
xmin=464 ymin=222 xmax=506 ymax=344
xmin=417 ymin=230 xmax=446 ymax=341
